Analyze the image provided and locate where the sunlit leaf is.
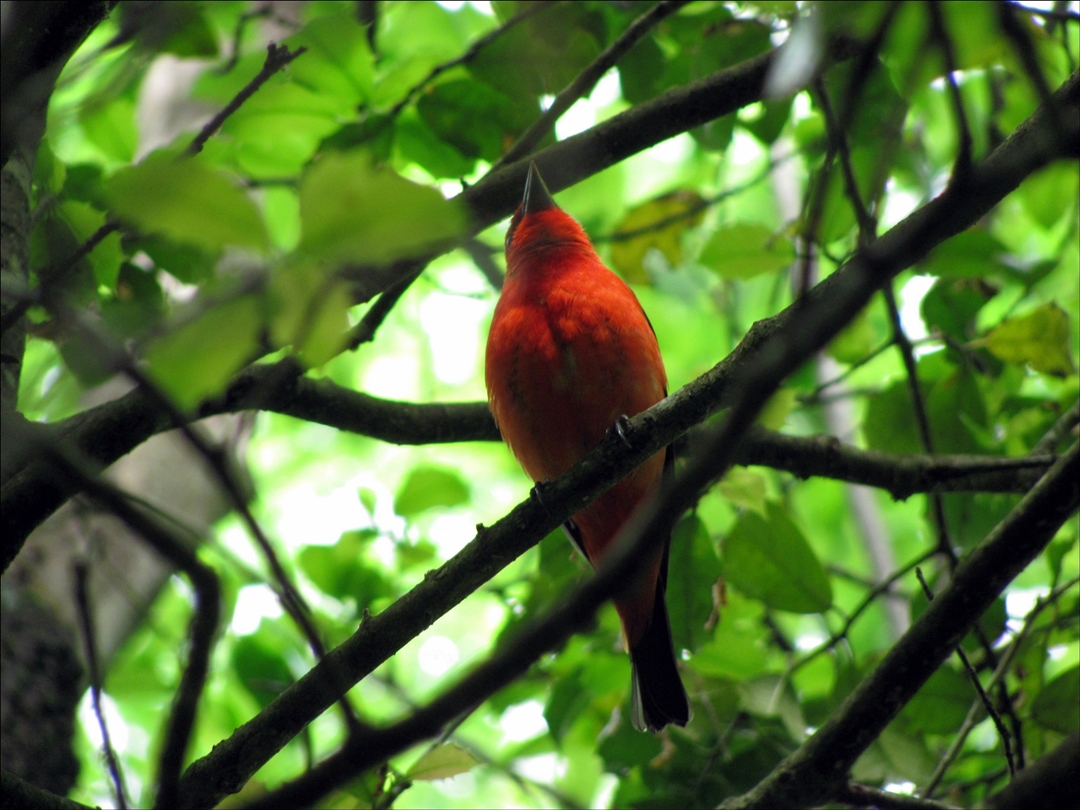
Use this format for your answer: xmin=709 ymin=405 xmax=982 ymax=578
xmin=983 ymin=303 xmax=1076 ymax=377
xmin=407 ymin=743 xmax=480 ymax=781
xmin=916 ymin=229 xmax=1012 ymax=279
xmin=106 ymin=151 xmax=268 ymax=253
xmin=233 ymin=631 xmax=294 ymax=709
xmin=299 ymin=152 xmax=467 ymax=264
xmin=700 ymin=223 xmax=795 ymax=279
xmin=57 ymin=201 xmax=123 ymax=288
xmin=287 ymin=11 xmax=374 ymax=104
xmin=394 ymin=466 xmax=470 ymax=517
xmin=145 ymin=295 xmax=263 ymax=409
xmin=298 ymin=529 xmax=395 ymax=606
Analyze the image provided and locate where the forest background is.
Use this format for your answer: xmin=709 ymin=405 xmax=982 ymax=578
xmin=1 ymin=1 xmax=1078 ymax=809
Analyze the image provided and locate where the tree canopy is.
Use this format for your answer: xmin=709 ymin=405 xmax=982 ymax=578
xmin=1 ymin=2 xmax=1078 ymax=809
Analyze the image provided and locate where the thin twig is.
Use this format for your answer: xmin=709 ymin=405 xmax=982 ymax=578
xmin=74 ymin=559 xmax=129 ymax=810
xmin=185 ymin=42 xmax=307 ymax=157
xmin=493 ymin=1 xmax=688 ymax=170
xmin=791 ymin=549 xmax=936 ymax=674
xmin=347 ymin=264 xmax=423 ymax=349
xmin=386 ymin=2 xmax=557 ymax=121
xmin=594 ymin=156 xmax=792 ymax=244
xmin=926 ymin=1 xmax=974 ymax=180
xmin=0 ymin=220 xmax=120 ymax=337
xmin=11 ymin=417 xmax=222 ymax=810
xmin=916 ymin=567 xmax=1016 ymax=795
xmin=814 ymin=76 xmax=876 ymax=241
xmin=882 ymin=282 xmax=957 ymax=566
xmin=216 ymin=8 xmax=273 ymax=76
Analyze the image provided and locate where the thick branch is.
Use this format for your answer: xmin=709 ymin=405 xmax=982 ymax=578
xmin=982 ymin=730 xmax=1080 ymax=809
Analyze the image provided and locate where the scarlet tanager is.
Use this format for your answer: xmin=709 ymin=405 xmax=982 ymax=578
xmin=485 ymin=163 xmax=691 ymax=732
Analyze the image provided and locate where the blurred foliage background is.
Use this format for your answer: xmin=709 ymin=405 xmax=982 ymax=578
xmin=2 ymin=1 xmax=1078 ymax=808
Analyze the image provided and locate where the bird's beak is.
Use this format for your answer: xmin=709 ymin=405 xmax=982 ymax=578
xmin=523 ymin=161 xmax=557 ymax=215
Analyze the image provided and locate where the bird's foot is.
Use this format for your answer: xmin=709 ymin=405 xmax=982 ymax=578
xmin=530 ymin=479 xmax=555 ymax=513
xmin=608 ymin=414 xmax=634 ymax=448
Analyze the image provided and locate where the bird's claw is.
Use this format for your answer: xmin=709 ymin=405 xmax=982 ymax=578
xmin=608 ymin=415 xmax=633 ymax=448
xmin=530 ymin=479 xmax=554 ymax=513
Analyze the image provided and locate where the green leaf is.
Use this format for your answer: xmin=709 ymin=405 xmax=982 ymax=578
xmin=133 ymin=235 xmax=216 ymax=284
xmin=1018 ymin=164 xmax=1080 ymax=230
xmin=106 ymin=151 xmax=268 ymax=253
xmin=394 ymin=466 xmax=470 ymax=517
xmin=610 ymin=192 xmax=705 ymax=283
xmin=738 ymin=674 xmax=807 ymax=742
xmin=598 ymin=707 xmax=662 ymax=770
xmin=299 ymin=152 xmax=467 ymax=264
xmin=717 ymin=468 xmax=768 ymax=517
xmin=298 ymin=529 xmax=394 ymax=606
xmin=286 ymin=11 xmax=374 ymax=105
xmin=722 ymin=502 xmax=832 ymax=614
xmin=394 ymin=108 xmax=475 ymax=179
xmin=417 ymin=78 xmax=534 ymax=164
xmin=79 ymin=94 xmax=138 ymax=164
xmin=545 ymin=668 xmax=591 ymax=743
xmin=864 ymin=382 xmax=921 ymax=454
xmin=469 ymin=4 xmax=601 ymax=99
xmin=224 ymin=83 xmax=352 ymax=178
xmin=900 ymin=666 xmax=971 ymax=733
xmin=756 ymin=388 xmax=797 ymax=431
xmin=269 ymin=262 xmax=351 ymax=367
xmin=667 ymin=515 xmax=722 ymax=653
xmin=232 ymin=632 xmax=293 ymax=709
xmin=57 ymin=201 xmax=123 ymax=288
xmin=984 ymin=303 xmax=1076 ymax=377
xmin=921 ymin=278 xmax=997 ymax=342
xmin=617 ymin=35 xmax=666 ymax=105
xmin=407 ymin=744 xmax=480 ymax=781
xmin=916 ymin=229 xmax=1012 ymax=279
xmin=101 ymin=262 xmax=164 ymax=339
xmin=700 ymin=224 xmax=795 ymax=279
xmin=145 ymin=296 xmax=262 ymax=409
xmin=1031 ymin=666 xmax=1080 ymax=733
xmin=827 ymin=307 xmax=878 ymax=365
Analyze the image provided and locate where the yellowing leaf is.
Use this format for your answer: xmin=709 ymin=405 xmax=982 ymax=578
xmin=406 ymin=744 xmax=479 ymax=781
xmin=106 ymin=151 xmax=268 ymax=253
xmin=610 ymin=192 xmax=705 ymax=283
xmin=700 ymin=223 xmax=795 ymax=279
xmin=984 ymin=303 xmax=1076 ymax=377
xmin=717 ymin=468 xmax=768 ymax=516
xmin=299 ymin=152 xmax=467 ymax=264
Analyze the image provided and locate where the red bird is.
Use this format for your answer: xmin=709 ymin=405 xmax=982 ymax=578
xmin=485 ymin=163 xmax=690 ymax=732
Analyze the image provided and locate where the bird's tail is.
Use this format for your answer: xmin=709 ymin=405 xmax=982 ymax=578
xmin=629 ymin=585 xmax=691 ymax=732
